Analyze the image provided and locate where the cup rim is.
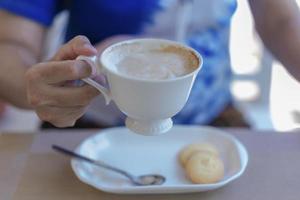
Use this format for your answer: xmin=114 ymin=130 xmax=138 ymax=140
xmin=100 ymin=38 xmax=203 ymax=83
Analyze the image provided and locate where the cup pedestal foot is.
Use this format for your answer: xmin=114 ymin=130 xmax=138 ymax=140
xmin=125 ymin=117 xmax=173 ymax=135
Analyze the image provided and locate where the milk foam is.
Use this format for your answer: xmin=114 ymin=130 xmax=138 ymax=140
xmin=104 ymin=42 xmax=199 ymax=80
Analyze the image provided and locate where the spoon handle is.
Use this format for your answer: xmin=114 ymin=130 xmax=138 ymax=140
xmin=52 ymin=145 xmax=132 ymax=179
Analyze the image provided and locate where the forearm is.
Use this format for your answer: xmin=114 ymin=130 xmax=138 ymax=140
xmin=0 ymin=43 xmax=38 ymax=109
xmin=249 ymin=0 xmax=300 ymax=81
xmin=0 ymin=11 xmax=45 ymax=109
xmin=261 ymin=21 xmax=300 ymax=81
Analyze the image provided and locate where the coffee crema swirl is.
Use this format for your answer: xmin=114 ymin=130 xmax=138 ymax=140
xmin=114 ymin=46 xmax=199 ymax=80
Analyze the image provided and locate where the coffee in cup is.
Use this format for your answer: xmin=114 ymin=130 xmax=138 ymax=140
xmin=112 ymin=45 xmax=199 ymax=80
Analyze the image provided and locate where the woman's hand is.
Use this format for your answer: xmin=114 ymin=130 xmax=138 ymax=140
xmin=25 ymin=36 xmax=99 ymax=127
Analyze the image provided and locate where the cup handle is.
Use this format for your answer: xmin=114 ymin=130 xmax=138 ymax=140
xmin=76 ymin=55 xmax=111 ymax=105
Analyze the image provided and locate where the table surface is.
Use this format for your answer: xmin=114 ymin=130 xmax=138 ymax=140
xmin=1 ymin=129 xmax=300 ymax=200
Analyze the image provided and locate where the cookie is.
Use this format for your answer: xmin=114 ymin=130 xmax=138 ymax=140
xmin=185 ymin=151 xmax=224 ymax=184
xmin=179 ymin=143 xmax=219 ymax=167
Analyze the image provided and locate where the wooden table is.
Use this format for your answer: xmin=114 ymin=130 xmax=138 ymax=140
xmin=1 ymin=129 xmax=300 ymax=200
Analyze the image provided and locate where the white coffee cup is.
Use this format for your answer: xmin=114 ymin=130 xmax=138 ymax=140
xmin=76 ymin=38 xmax=202 ymax=135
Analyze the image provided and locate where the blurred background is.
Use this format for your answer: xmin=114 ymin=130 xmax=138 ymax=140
xmin=1 ymin=0 xmax=300 ymax=132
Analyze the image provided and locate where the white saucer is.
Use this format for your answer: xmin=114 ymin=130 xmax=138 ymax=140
xmin=71 ymin=125 xmax=248 ymax=194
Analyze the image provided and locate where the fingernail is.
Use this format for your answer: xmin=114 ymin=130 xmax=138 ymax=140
xmin=83 ymin=43 xmax=98 ymax=53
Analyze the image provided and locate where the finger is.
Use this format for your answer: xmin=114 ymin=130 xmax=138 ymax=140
xmin=52 ymin=35 xmax=97 ymax=61
xmin=35 ymin=60 xmax=92 ymax=83
xmin=47 ymin=84 xmax=100 ymax=107
xmin=28 ymin=84 xmax=99 ymax=107
xmin=36 ymin=105 xmax=86 ymax=128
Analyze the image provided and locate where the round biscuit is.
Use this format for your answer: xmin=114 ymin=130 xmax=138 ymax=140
xmin=179 ymin=143 xmax=219 ymax=166
xmin=185 ymin=151 xmax=224 ymax=184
